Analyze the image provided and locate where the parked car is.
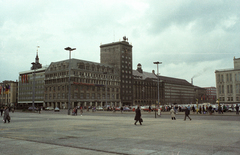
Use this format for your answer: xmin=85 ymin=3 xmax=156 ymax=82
xmin=115 ymin=107 xmax=121 ymax=111
xmin=45 ymin=107 xmax=54 ymax=111
xmin=28 ymin=107 xmax=37 ymax=111
xmin=142 ymin=106 xmax=151 ymax=112
xmin=123 ymin=107 xmax=131 ymax=111
xmin=96 ymin=106 xmax=103 ymax=111
xmin=54 ymin=107 xmax=60 ymax=112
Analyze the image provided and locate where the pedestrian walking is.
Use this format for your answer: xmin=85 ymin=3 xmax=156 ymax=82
xmin=75 ymin=106 xmax=78 ymax=115
xmin=203 ymin=105 xmax=205 ymax=114
xmin=80 ymin=106 xmax=83 ymax=116
xmin=0 ymin=107 xmax=3 ymax=116
xmin=209 ymin=105 xmax=213 ymax=115
xmin=158 ymin=107 xmax=161 ymax=116
xmin=148 ymin=106 xmax=151 ymax=113
xmin=197 ymin=106 xmax=202 ymax=114
xmin=120 ymin=106 xmax=123 ymax=114
xmin=3 ymin=107 xmax=10 ymax=123
xmin=170 ymin=107 xmax=176 ymax=120
xmin=192 ymin=106 xmax=195 ymax=114
xmin=236 ymin=104 xmax=239 ymax=115
xmin=134 ymin=105 xmax=142 ymax=125
xmin=184 ymin=107 xmax=191 ymax=121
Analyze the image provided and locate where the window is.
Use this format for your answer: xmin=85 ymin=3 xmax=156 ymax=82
xmin=80 ymin=93 xmax=84 ymax=99
xmin=97 ymin=93 xmax=101 ymax=99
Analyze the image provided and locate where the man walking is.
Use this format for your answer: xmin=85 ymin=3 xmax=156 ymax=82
xmin=134 ymin=105 xmax=142 ymax=125
xmin=236 ymin=104 xmax=239 ymax=115
xmin=184 ymin=107 xmax=191 ymax=121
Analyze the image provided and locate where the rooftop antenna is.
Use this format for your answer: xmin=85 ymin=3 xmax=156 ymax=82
xmin=37 ymin=46 xmax=40 ymax=55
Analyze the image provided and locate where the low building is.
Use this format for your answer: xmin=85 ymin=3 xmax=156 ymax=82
xmin=133 ymin=63 xmax=195 ymax=106
xmin=204 ymin=87 xmax=216 ymax=104
xmin=0 ymin=80 xmax=18 ymax=107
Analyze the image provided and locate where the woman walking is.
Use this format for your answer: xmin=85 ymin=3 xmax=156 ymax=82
xmin=134 ymin=105 xmax=142 ymax=125
xmin=170 ymin=107 xmax=176 ymax=120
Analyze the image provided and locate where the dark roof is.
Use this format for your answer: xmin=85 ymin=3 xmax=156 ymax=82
xmin=133 ymin=70 xmax=193 ymax=86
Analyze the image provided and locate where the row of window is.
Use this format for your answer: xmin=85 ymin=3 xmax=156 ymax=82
xmin=45 ymin=85 xmax=119 ymax=92
xmin=219 ymin=97 xmax=240 ymax=101
xmin=45 ymin=93 xmax=120 ymax=100
xmin=218 ymin=85 xmax=235 ymax=94
xmin=217 ymin=73 xmax=240 ymax=82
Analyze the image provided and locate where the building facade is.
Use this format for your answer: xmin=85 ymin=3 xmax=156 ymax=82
xmin=133 ymin=63 xmax=195 ymax=106
xmin=0 ymin=80 xmax=18 ymax=107
xmin=100 ymin=37 xmax=133 ymax=106
xmin=203 ymin=87 xmax=216 ymax=104
xmin=215 ymin=57 xmax=240 ymax=104
xmin=132 ymin=64 xmax=160 ymax=106
xmin=17 ymin=36 xmax=198 ymax=108
xmin=18 ymin=53 xmax=46 ymax=108
xmin=44 ymin=59 xmax=121 ymax=108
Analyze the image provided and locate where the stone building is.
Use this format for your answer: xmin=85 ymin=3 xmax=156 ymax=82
xmin=132 ymin=64 xmax=161 ymax=105
xmin=44 ymin=59 xmax=121 ymax=108
xmin=18 ymin=53 xmax=46 ymax=108
xmin=215 ymin=57 xmax=240 ymax=104
xmin=100 ymin=37 xmax=133 ymax=106
xmin=203 ymin=87 xmax=216 ymax=104
xmin=0 ymin=80 xmax=18 ymax=107
xmin=133 ymin=63 xmax=195 ymax=106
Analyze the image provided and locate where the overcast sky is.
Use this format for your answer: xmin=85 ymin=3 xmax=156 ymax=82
xmin=0 ymin=0 xmax=239 ymax=87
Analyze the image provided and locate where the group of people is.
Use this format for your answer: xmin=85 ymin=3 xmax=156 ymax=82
xmin=134 ymin=105 xmax=192 ymax=125
xmin=72 ymin=106 xmax=83 ymax=116
xmin=170 ymin=106 xmax=191 ymax=121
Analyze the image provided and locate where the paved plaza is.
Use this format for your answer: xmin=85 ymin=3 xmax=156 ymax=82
xmin=0 ymin=110 xmax=240 ymax=155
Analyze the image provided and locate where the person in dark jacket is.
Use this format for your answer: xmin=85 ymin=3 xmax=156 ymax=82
xmin=134 ymin=105 xmax=142 ymax=125
xmin=184 ymin=107 xmax=191 ymax=121
xmin=236 ymin=104 xmax=239 ymax=115
xmin=3 ymin=107 xmax=10 ymax=123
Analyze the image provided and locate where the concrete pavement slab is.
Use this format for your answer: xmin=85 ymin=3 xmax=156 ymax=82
xmin=0 ymin=111 xmax=240 ymax=155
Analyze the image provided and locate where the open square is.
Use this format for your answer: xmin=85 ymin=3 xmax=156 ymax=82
xmin=0 ymin=111 xmax=240 ymax=155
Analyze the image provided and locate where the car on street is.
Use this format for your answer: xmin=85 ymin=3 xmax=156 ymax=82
xmin=96 ymin=106 xmax=103 ymax=111
xmin=54 ymin=107 xmax=60 ymax=112
xmin=28 ymin=107 xmax=37 ymax=111
xmin=45 ymin=107 xmax=54 ymax=111
xmin=123 ymin=106 xmax=131 ymax=112
xmin=115 ymin=107 xmax=121 ymax=111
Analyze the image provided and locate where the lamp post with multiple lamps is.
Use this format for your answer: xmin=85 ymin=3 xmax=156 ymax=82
xmin=153 ymin=61 xmax=162 ymax=118
xmin=64 ymin=47 xmax=76 ymax=115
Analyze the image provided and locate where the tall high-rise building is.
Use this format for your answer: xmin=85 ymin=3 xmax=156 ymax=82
xmin=100 ymin=36 xmax=133 ymax=106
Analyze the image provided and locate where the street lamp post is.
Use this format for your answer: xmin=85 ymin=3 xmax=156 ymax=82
xmin=103 ymin=72 xmax=108 ymax=106
xmin=153 ymin=61 xmax=162 ymax=118
xmin=64 ymin=47 xmax=76 ymax=115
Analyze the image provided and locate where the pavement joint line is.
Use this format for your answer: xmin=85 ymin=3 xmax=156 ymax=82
xmin=1 ymin=136 xmax=132 ymax=155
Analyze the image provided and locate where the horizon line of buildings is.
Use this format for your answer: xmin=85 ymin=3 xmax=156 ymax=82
xmin=1 ymin=37 xmax=220 ymax=108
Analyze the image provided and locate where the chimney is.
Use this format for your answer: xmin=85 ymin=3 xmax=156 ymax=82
xmin=191 ymin=78 xmax=193 ymax=85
